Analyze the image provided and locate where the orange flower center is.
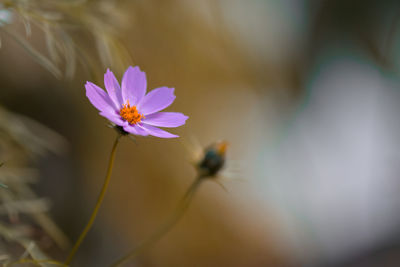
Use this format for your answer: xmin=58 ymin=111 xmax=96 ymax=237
xmin=216 ymin=141 xmax=229 ymax=155
xmin=119 ymin=101 xmax=144 ymax=125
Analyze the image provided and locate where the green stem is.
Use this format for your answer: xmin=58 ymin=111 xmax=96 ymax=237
xmin=110 ymin=177 xmax=204 ymax=267
xmin=65 ymin=134 xmax=121 ymax=265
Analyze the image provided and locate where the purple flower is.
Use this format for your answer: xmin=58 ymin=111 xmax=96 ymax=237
xmin=85 ymin=66 xmax=188 ymax=138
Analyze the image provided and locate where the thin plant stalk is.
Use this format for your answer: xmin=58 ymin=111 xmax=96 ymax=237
xmin=110 ymin=176 xmax=204 ymax=267
xmin=65 ymin=134 xmax=121 ymax=265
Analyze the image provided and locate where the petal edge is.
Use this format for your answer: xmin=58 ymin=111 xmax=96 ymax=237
xmin=104 ymin=69 xmax=123 ymax=108
xmin=85 ymin=82 xmax=116 ymax=114
xmin=142 ymin=112 xmax=188 ymax=128
xmin=138 ymin=124 xmax=179 ymax=138
xmin=121 ymin=66 xmax=147 ymax=105
xmin=137 ymin=87 xmax=176 ymax=115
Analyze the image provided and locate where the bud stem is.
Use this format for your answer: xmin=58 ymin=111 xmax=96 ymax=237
xmin=110 ymin=176 xmax=204 ymax=267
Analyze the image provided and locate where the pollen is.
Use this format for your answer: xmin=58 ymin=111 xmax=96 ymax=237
xmin=119 ymin=101 xmax=144 ymax=125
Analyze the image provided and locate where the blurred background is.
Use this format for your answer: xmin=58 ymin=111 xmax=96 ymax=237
xmin=1 ymin=0 xmax=400 ymax=266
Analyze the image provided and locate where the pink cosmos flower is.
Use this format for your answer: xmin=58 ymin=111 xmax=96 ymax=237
xmin=85 ymin=66 xmax=188 ymax=138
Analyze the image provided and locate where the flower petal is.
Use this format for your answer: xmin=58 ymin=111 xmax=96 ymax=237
xmin=138 ymin=124 xmax=179 ymax=138
xmin=137 ymin=87 xmax=176 ymax=115
xmin=142 ymin=112 xmax=188 ymax=128
xmin=123 ymin=124 xmax=149 ymax=136
xmin=100 ymin=111 xmax=125 ymax=126
xmin=104 ymin=69 xmax=123 ymax=108
xmin=85 ymin=82 xmax=116 ymax=114
xmin=121 ymin=66 xmax=147 ymax=105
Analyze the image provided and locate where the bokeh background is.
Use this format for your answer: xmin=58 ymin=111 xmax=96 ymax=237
xmin=2 ymin=0 xmax=400 ymax=266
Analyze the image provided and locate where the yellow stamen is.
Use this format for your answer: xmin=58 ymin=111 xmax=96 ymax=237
xmin=119 ymin=100 xmax=144 ymax=125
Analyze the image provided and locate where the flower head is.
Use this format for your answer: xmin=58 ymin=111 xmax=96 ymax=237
xmin=86 ymin=66 xmax=188 ymax=138
xmin=197 ymin=141 xmax=228 ymax=177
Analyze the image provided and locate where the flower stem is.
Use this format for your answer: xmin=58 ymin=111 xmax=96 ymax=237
xmin=65 ymin=134 xmax=121 ymax=265
xmin=110 ymin=176 xmax=204 ymax=267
